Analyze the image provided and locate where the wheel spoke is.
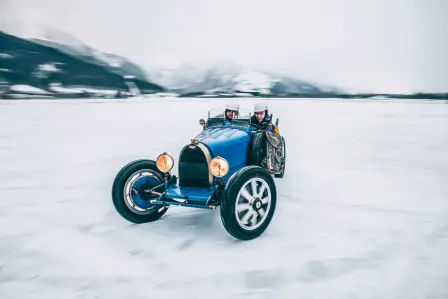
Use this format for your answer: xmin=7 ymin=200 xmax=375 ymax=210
xmin=250 ymin=180 xmax=258 ymax=197
xmin=258 ymin=207 xmax=265 ymax=218
xmin=241 ymin=210 xmax=254 ymax=224
xmin=236 ymin=203 xmax=250 ymax=213
xmin=261 ymin=196 xmax=269 ymax=205
xmin=258 ymin=185 xmax=266 ymax=198
xmin=250 ymin=213 xmax=258 ymax=226
xmin=239 ymin=187 xmax=253 ymax=202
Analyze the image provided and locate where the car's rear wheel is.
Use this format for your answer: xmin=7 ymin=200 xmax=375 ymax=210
xmin=112 ymin=159 xmax=169 ymax=223
xmin=220 ymin=166 xmax=277 ymax=240
xmin=248 ymin=131 xmax=267 ymax=166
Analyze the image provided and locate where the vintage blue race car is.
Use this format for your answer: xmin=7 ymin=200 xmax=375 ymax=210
xmin=111 ymin=107 xmax=286 ymax=240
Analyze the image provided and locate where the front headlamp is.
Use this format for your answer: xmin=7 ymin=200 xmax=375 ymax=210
xmin=209 ymin=156 xmax=229 ymax=178
xmin=156 ymin=152 xmax=174 ymax=173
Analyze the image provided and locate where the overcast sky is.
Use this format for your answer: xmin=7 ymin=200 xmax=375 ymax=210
xmin=1 ymin=0 xmax=447 ymax=93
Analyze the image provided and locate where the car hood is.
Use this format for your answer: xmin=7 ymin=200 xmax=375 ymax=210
xmin=194 ymin=126 xmax=251 ymax=169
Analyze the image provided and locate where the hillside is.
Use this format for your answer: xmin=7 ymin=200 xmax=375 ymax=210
xmin=0 ymin=31 xmax=165 ymax=99
xmin=147 ymin=61 xmax=447 ymax=100
xmin=1 ymin=29 xmax=445 ymax=100
xmin=28 ymin=27 xmax=150 ymax=82
xmin=148 ymin=60 xmax=344 ymax=97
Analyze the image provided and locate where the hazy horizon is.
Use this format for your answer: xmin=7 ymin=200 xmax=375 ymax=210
xmin=1 ymin=0 xmax=447 ymax=93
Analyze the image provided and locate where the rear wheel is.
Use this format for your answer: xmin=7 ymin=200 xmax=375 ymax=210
xmin=248 ymin=131 xmax=266 ymax=166
xmin=220 ymin=166 xmax=277 ymax=240
xmin=112 ymin=160 xmax=169 ymax=223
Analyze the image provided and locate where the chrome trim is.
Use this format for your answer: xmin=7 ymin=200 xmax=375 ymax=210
xmin=196 ymin=142 xmax=214 ymax=186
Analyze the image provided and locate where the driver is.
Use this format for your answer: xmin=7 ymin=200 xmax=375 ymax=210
xmin=250 ymin=103 xmax=275 ymax=132
xmin=225 ymin=103 xmax=239 ymax=121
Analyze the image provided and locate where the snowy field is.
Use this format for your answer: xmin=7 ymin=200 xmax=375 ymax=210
xmin=0 ymin=97 xmax=447 ymax=299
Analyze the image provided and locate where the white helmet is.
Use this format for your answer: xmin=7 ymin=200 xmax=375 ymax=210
xmin=254 ymin=103 xmax=267 ymax=113
xmin=226 ymin=102 xmax=239 ymax=111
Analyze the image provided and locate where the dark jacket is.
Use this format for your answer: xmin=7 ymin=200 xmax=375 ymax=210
xmin=250 ymin=112 xmax=275 ymax=131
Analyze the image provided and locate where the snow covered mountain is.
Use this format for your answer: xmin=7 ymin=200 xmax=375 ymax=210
xmin=148 ymin=60 xmax=344 ymax=97
xmin=0 ymin=24 xmax=344 ymax=99
xmin=27 ymin=26 xmax=150 ymax=82
xmin=0 ymin=30 xmax=165 ymax=99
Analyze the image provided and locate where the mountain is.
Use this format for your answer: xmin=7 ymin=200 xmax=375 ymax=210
xmin=0 ymin=30 xmax=165 ymax=99
xmin=2 ymin=27 xmax=443 ymax=101
xmin=148 ymin=60 xmax=344 ymax=97
xmin=146 ymin=61 xmax=447 ymax=100
xmin=28 ymin=27 xmax=150 ymax=82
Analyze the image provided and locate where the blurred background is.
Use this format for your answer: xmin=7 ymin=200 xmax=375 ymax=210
xmin=0 ymin=0 xmax=447 ymax=100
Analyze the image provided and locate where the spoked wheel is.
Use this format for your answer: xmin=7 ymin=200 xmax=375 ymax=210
xmin=220 ymin=166 xmax=277 ymax=240
xmin=234 ymin=178 xmax=272 ymax=231
xmin=112 ymin=160 xmax=169 ymax=223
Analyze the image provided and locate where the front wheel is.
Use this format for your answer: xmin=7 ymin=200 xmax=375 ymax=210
xmin=112 ymin=159 xmax=169 ymax=223
xmin=220 ymin=166 xmax=277 ymax=240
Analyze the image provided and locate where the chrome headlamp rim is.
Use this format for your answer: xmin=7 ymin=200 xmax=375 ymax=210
xmin=156 ymin=152 xmax=174 ymax=173
xmin=208 ymin=156 xmax=229 ymax=178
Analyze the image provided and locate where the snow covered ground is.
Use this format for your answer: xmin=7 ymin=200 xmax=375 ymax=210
xmin=0 ymin=97 xmax=447 ymax=299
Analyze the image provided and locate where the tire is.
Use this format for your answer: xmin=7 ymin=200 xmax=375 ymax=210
xmin=248 ymin=131 xmax=266 ymax=166
xmin=220 ymin=166 xmax=277 ymax=240
xmin=274 ymin=137 xmax=286 ymax=178
xmin=112 ymin=159 xmax=169 ymax=223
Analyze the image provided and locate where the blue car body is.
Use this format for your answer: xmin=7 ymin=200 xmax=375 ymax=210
xmin=155 ymin=117 xmax=259 ymax=209
xmin=195 ymin=126 xmax=252 ymax=181
xmin=111 ymin=108 xmax=284 ymax=240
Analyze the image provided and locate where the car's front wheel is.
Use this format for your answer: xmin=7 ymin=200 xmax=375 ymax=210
xmin=220 ymin=166 xmax=277 ymax=240
xmin=112 ymin=159 xmax=169 ymax=223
